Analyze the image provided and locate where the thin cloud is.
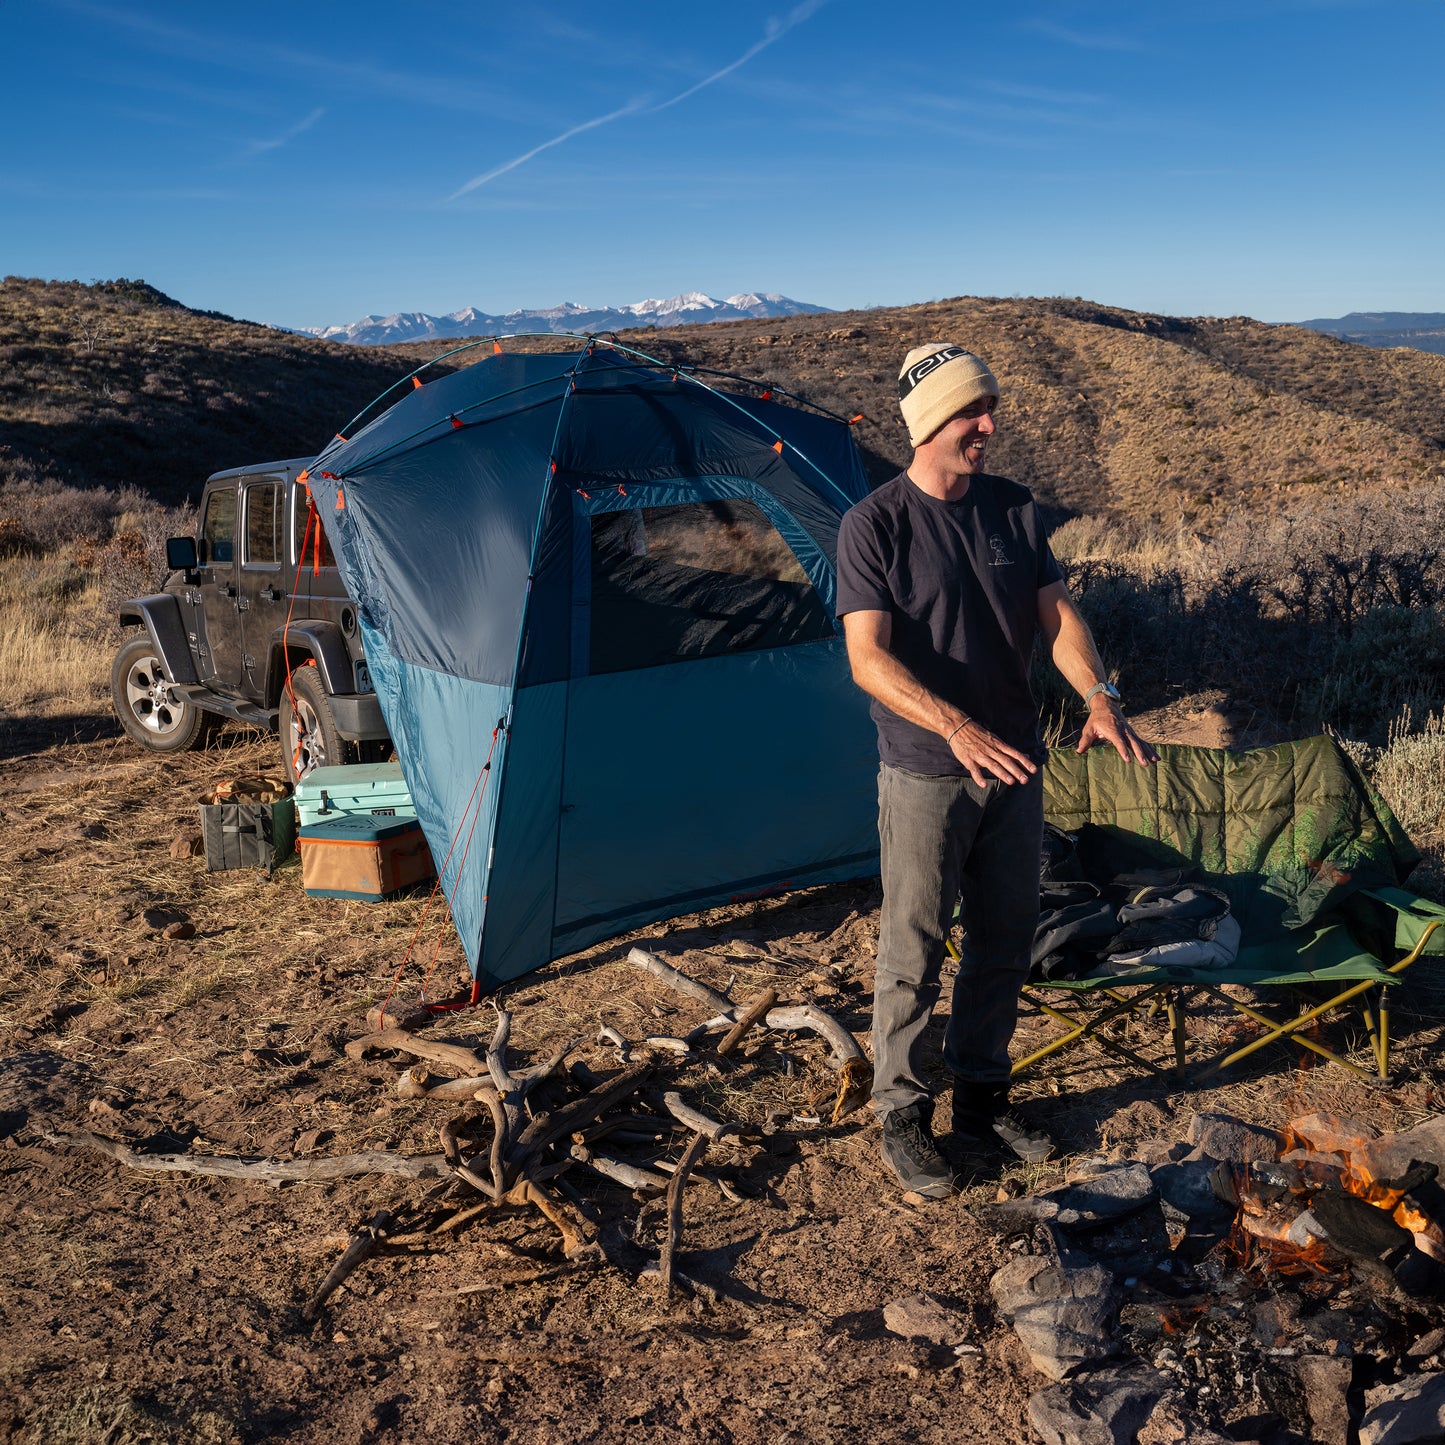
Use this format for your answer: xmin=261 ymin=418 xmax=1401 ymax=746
xmin=246 ymin=107 xmax=325 ymax=158
xmin=449 ymin=100 xmax=647 ymax=199
xmin=447 ymin=0 xmax=829 ymax=199
xmin=1025 ymin=19 xmax=1148 ymax=52
xmin=651 ymin=0 xmax=829 ymax=112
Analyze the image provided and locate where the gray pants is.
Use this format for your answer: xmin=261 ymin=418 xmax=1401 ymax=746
xmin=871 ymin=763 xmax=1043 ymax=1118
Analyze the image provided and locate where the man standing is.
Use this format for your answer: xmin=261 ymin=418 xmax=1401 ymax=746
xmin=837 ymin=342 xmax=1157 ymax=1198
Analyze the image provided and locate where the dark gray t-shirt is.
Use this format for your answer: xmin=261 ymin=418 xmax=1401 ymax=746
xmin=835 ymin=470 xmax=1063 ymax=774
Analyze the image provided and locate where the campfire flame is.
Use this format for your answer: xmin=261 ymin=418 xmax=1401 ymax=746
xmin=1236 ymin=1113 xmax=1445 ymax=1269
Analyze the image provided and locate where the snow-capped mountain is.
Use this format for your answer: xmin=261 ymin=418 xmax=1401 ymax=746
xmin=297 ymin=292 xmax=829 ymax=346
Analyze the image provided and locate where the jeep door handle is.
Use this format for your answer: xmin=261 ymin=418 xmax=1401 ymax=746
xmin=219 ymin=584 xmax=238 ymax=598
xmin=260 ymin=586 xmax=288 ymax=603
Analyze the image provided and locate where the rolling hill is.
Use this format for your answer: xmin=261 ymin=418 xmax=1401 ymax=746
xmin=3 ymin=278 xmax=1443 ymax=523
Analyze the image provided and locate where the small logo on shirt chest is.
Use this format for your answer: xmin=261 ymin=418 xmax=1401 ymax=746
xmin=988 ymin=533 xmax=1014 ymax=567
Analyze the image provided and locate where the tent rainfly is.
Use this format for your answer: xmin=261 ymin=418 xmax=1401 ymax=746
xmin=303 ymin=339 xmax=881 ymax=994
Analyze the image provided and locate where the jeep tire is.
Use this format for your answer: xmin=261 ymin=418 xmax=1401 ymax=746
xmin=280 ymin=663 xmax=354 ymax=784
xmin=111 ymin=634 xmax=217 ymax=753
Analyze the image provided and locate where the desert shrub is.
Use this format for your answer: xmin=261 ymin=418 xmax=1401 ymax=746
xmin=1372 ymin=708 xmax=1445 ymax=843
xmin=1369 ymin=708 xmax=1445 ymax=902
xmin=1296 ymin=606 xmax=1445 ymax=741
xmin=0 ymin=476 xmax=121 ymax=550
xmin=1204 ymin=493 xmax=1445 ymax=631
xmin=0 ymin=515 xmax=40 ymax=556
xmin=82 ymin=492 xmax=196 ymax=613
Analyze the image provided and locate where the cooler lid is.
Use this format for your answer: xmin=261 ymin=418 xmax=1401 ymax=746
xmin=298 ymin=813 xmax=422 ymax=844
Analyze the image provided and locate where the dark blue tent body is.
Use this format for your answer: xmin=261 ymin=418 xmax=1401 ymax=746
xmin=305 ymin=342 xmax=879 ymax=992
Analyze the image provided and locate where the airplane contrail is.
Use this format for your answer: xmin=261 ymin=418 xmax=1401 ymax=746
xmin=449 ymin=100 xmax=646 ymax=200
xmin=448 ymin=2 xmax=828 ymax=199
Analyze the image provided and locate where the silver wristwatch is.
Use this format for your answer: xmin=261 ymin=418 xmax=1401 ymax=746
xmin=1083 ymin=681 xmax=1121 ymax=706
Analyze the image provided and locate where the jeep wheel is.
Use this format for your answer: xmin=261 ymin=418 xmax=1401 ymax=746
xmin=279 ymin=664 xmax=353 ymax=784
xmin=111 ymin=634 xmax=216 ymax=753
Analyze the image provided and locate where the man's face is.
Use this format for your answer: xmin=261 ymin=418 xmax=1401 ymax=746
xmin=928 ymin=397 xmax=997 ymax=474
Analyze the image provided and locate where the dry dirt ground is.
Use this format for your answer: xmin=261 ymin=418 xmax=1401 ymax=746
xmin=2 ymin=704 xmax=1442 ymax=1445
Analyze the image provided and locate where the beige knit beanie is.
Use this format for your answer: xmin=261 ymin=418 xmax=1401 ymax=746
xmin=897 ymin=343 xmax=1000 ymax=446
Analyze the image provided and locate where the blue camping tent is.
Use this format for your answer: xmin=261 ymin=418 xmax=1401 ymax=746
xmin=304 ymin=339 xmax=879 ymax=993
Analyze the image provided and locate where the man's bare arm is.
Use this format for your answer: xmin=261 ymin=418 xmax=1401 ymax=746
xmin=841 ymin=610 xmax=1037 ymax=786
xmin=1036 ymin=581 xmax=1157 ymax=764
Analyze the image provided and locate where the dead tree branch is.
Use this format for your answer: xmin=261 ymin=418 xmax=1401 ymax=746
xmin=303 ymin=1210 xmax=394 ymax=1323
xmin=656 ymin=1130 xmax=711 ymax=1296
xmin=46 ymin=1132 xmax=447 ymax=1181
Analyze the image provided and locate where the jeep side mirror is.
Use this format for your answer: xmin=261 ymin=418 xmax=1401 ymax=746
xmin=166 ymin=536 xmax=198 ymax=570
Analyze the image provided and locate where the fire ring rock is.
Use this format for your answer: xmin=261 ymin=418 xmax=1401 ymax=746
xmin=990 ymin=1252 xmax=1119 ymax=1381
xmin=1027 ymin=1365 xmax=1172 ymax=1445
xmin=1361 ymin=1371 xmax=1445 ymax=1445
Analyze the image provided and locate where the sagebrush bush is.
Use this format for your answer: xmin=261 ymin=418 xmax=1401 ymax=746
xmin=1033 ymin=498 xmax=1445 ymax=744
xmin=1373 ymin=709 xmax=1445 ymax=843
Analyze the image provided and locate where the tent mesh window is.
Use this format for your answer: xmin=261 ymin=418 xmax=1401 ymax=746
xmin=588 ymin=499 xmax=835 ymax=675
xmin=244 ymin=482 xmax=281 ymax=567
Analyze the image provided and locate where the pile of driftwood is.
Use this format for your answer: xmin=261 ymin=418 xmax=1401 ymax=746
xmin=50 ymin=947 xmax=870 ymax=1324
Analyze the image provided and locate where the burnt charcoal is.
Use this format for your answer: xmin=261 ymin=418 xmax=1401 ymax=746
xmin=1296 ymin=1354 xmax=1356 ymax=1445
xmin=1391 ymin=1248 xmax=1445 ymax=1301
xmin=1161 ymin=1198 xmax=1190 ymax=1251
xmin=1026 ymin=1365 xmax=1171 ymax=1445
xmin=1249 ymin=1158 xmax=1307 ymax=1204
xmin=1406 ymin=1326 xmax=1445 ymax=1359
xmin=1376 ymin=1161 xmax=1439 ymax=1195
xmin=1254 ymin=1294 xmax=1304 ymax=1347
xmin=1211 ymin=1161 xmax=1241 ymax=1207
xmin=1188 ymin=1111 xmax=1281 ymax=1166
xmin=1311 ymin=1190 xmax=1414 ymax=1261
xmin=1360 ymin=1370 xmax=1445 ymax=1444
xmin=1300 ymin=1308 xmax=1360 ymax=1356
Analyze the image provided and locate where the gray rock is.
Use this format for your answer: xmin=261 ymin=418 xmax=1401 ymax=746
xmin=1297 ymin=1355 xmax=1356 ymax=1445
xmin=1151 ymin=1154 xmax=1229 ymax=1218
xmin=1361 ymin=1371 xmax=1445 ymax=1445
xmin=1186 ymin=1110 xmax=1280 ymax=1165
xmin=989 ymin=1163 xmax=1155 ymax=1234
xmin=1055 ymin=1162 xmax=1155 ymax=1221
xmin=1027 ymin=1366 xmax=1171 ymax=1445
xmin=1361 ymin=1118 xmax=1445 ymax=1182
xmin=990 ymin=1253 xmax=1119 ymax=1381
xmin=882 ymin=1290 xmax=969 ymax=1347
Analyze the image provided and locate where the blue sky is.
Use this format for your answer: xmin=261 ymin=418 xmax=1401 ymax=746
xmin=2 ymin=1 xmax=1441 ymax=328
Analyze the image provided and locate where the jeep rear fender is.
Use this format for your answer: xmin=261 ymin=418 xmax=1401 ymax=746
xmin=118 ymin=596 xmax=200 ymax=686
xmin=267 ymin=620 xmax=354 ymax=704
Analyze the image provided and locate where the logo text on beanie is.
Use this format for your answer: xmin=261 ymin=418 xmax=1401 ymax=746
xmin=899 ymin=346 xmax=967 ymax=398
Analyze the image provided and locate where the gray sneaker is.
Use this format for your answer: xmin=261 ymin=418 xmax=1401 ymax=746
xmin=952 ymin=1082 xmax=1056 ymax=1165
xmin=881 ymin=1103 xmax=956 ymax=1198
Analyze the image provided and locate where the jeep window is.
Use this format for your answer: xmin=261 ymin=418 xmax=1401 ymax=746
xmin=200 ymin=487 xmax=236 ymax=566
xmin=588 ymin=498 xmax=834 ymax=675
xmin=292 ymin=485 xmax=336 ymax=569
xmin=244 ymin=482 xmax=282 ymax=568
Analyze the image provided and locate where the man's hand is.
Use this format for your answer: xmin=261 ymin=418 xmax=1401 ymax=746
xmin=948 ymin=717 xmax=1039 ymax=787
xmin=1077 ymin=702 xmax=1158 ymax=764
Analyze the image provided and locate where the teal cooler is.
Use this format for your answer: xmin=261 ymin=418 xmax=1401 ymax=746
xmin=298 ymin=813 xmax=435 ymax=900
xmin=295 ymin=760 xmax=416 ymax=829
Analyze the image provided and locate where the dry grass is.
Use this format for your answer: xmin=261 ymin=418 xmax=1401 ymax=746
xmin=0 ymin=553 xmax=110 ymax=714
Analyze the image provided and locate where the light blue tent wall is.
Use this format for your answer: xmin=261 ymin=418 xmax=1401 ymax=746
xmin=304 ymin=340 xmax=879 ymax=992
